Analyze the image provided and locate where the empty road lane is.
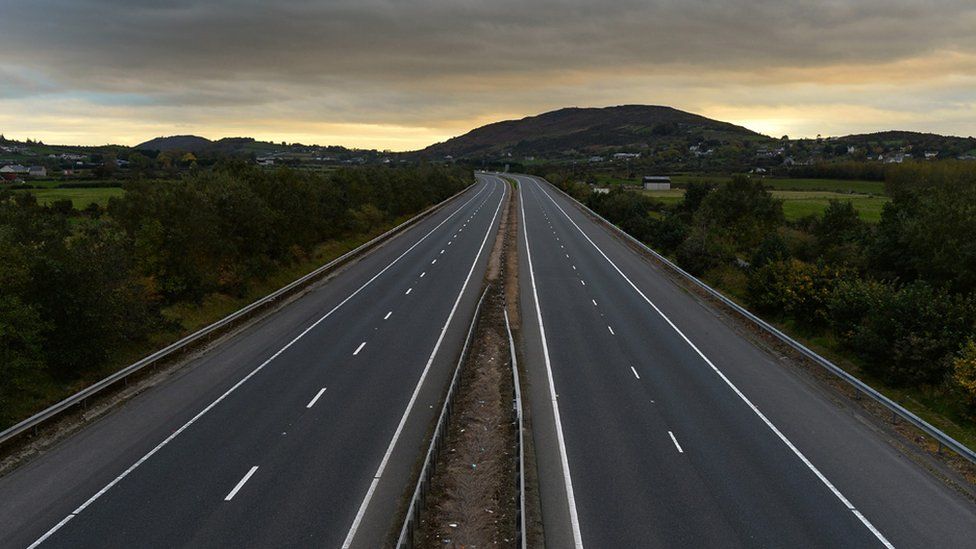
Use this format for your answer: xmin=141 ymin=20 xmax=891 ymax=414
xmin=513 ymin=173 xmax=976 ymax=548
xmin=1 ymin=174 xmax=507 ymax=549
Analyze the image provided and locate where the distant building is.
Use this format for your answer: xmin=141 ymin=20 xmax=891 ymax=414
xmin=588 ymin=156 xmax=605 ymax=163
xmin=27 ymin=166 xmax=47 ymax=177
xmin=924 ymin=151 xmax=939 ymax=160
xmin=643 ymin=175 xmax=671 ymax=190
xmin=0 ymin=164 xmax=28 ymax=174
xmin=612 ymin=152 xmax=640 ymax=160
xmin=592 ymin=187 xmax=610 ymax=194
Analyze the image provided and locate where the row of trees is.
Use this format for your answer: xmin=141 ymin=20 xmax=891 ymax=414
xmin=0 ymin=163 xmax=470 ymax=426
xmin=544 ymin=162 xmax=976 ymax=410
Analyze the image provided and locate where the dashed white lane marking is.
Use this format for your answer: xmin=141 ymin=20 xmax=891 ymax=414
xmin=306 ymin=387 xmax=327 ymax=408
xmin=580 ymin=280 xmax=586 ymax=286
xmin=384 ymin=311 xmax=392 ymax=320
xmin=431 ymin=259 xmax=437 ymax=264
xmin=565 ymin=254 xmax=570 ymax=258
xmin=608 ymin=326 xmax=615 ymax=335
xmin=532 ymin=175 xmax=894 ymax=549
xmin=353 ymin=341 xmax=367 ymax=355
xmin=24 ymin=180 xmax=496 ymax=549
xmin=572 ymin=265 xmax=577 ymax=270
xmin=592 ymin=299 xmax=598 ymax=306
xmin=517 ymin=176 xmax=583 ymax=548
xmin=342 ymin=176 xmax=508 ymax=548
xmin=420 ymin=272 xmax=426 ymax=278
xmin=668 ymin=431 xmax=684 ymax=453
xmin=224 ymin=466 xmax=259 ymax=501
xmin=405 ymin=287 xmax=412 ymax=295
xmin=440 ymin=249 xmax=445 ymax=254
xmin=631 ymin=366 xmax=641 ymax=380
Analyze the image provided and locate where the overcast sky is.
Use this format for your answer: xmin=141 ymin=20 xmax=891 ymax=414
xmin=1 ymin=0 xmax=975 ymax=149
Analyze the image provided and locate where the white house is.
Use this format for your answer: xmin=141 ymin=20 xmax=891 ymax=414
xmin=27 ymin=166 xmax=47 ymax=177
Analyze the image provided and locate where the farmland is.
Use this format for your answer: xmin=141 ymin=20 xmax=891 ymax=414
xmin=26 ymin=187 xmax=125 ymax=208
xmin=641 ymin=187 xmax=888 ymax=222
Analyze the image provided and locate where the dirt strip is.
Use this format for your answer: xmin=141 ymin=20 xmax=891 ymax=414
xmin=413 ymin=178 xmax=527 ymax=547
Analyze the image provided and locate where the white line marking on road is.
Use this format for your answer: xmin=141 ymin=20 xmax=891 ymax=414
xmin=631 ymin=366 xmax=641 ymax=379
xmin=440 ymin=249 xmax=445 ymax=254
xmin=224 ymin=466 xmax=259 ymax=501
xmin=608 ymin=326 xmax=615 ymax=335
xmin=420 ymin=271 xmax=426 ymax=277
xmin=668 ymin=431 xmax=684 ymax=453
xmin=431 ymin=259 xmax=437 ymax=264
xmin=531 ymin=176 xmax=894 ymax=549
xmin=405 ymin=287 xmax=412 ymax=295
xmin=592 ymin=299 xmax=598 ymax=307
xmin=384 ymin=311 xmax=392 ymax=320
xmin=517 ymin=177 xmax=584 ymax=548
xmin=572 ymin=265 xmax=576 ymax=270
xmin=306 ymin=387 xmax=327 ymax=408
xmin=580 ymin=279 xmax=586 ymax=286
xmin=342 ymin=177 xmax=507 ymax=549
xmin=353 ymin=341 xmax=366 ymax=355
xmin=26 ymin=515 xmax=74 ymax=549
xmin=25 ymin=181 xmax=494 ymax=549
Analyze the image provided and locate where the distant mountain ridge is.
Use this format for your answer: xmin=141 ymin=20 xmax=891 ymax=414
xmin=135 ymin=135 xmax=214 ymax=152
xmin=418 ymin=105 xmax=766 ymax=158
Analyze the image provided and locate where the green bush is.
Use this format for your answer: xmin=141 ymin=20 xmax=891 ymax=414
xmin=952 ymin=339 xmax=976 ymax=409
xmin=829 ymin=280 xmax=976 ymax=385
xmin=746 ymin=259 xmax=844 ymax=328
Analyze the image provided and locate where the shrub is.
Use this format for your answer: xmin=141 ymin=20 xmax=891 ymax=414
xmin=953 ymin=339 xmax=976 ymax=409
xmin=746 ymin=259 xmax=844 ymax=327
xmin=829 ymin=280 xmax=976 ymax=385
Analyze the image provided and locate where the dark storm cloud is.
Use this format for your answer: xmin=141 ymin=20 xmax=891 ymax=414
xmin=4 ymin=0 xmax=975 ymax=92
xmin=1 ymin=1 xmax=974 ymax=146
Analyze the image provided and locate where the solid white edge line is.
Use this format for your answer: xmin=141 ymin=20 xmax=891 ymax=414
xmin=630 ymin=366 xmax=640 ymax=380
xmin=26 ymin=180 xmax=492 ymax=548
xmin=668 ymin=431 xmax=684 ymax=453
xmin=224 ymin=466 xmax=259 ymax=501
xmin=353 ymin=341 xmax=366 ymax=355
xmin=518 ymin=177 xmax=585 ymax=548
xmin=306 ymin=387 xmax=327 ymax=408
xmin=341 ymin=176 xmax=507 ymax=549
xmin=529 ymin=175 xmax=894 ymax=549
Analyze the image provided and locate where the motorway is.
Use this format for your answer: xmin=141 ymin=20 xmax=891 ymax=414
xmin=0 ymin=174 xmax=507 ymax=548
xmin=512 ymin=173 xmax=976 ymax=548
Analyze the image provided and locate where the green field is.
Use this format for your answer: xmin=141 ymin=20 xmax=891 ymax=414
xmin=601 ymin=174 xmax=886 ymax=196
xmin=641 ymin=188 xmax=888 ymax=222
xmin=26 ymin=187 xmax=125 ymax=208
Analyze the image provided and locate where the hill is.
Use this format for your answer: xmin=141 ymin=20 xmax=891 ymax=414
xmin=135 ymin=135 xmax=214 ymax=152
xmin=418 ymin=105 xmax=767 ymax=159
xmin=833 ymin=131 xmax=976 ymax=157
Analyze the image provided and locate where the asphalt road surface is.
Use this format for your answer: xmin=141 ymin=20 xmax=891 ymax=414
xmin=512 ymin=173 xmax=976 ymax=548
xmin=0 ymin=174 xmax=507 ymax=549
